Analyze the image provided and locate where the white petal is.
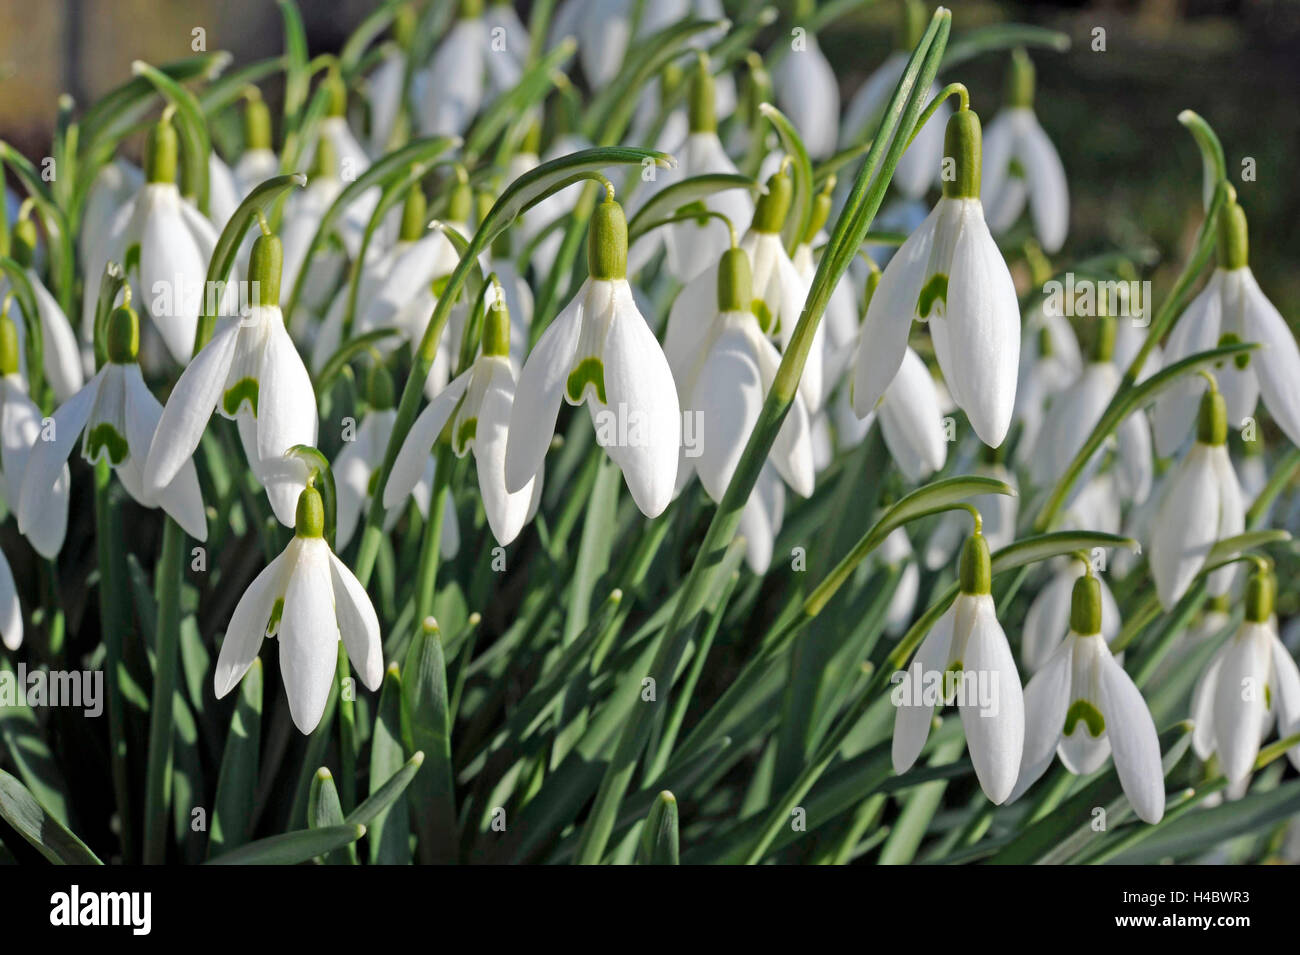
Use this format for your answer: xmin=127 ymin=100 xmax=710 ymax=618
xmin=1149 ymin=445 xmax=1219 ymax=608
xmin=124 ymin=364 xmax=207 ymax=540
xmin=1240 ymin=268 xmax=1300 ymax=447
xmin=772 ymin=36 xmax=839 ymax=159
xmin=690 ymin=328 xmax=764 ymax=502
xmin=1 ymin=381 xmax=68 ymax=558
xmin=213 ymin=549 xmax=289 ymax=698
xmin=1191 ymin=641 xmax=1229 ymax=759
xmin=877 ymin=347 xmax=946 ymax=482
xmin=474 ymin=359 xmax=535 ymax=545
xmin=1008 ymin=637 xmax=1072 ymax=803
xmin=1212 ymin=625 xmax=1272 ymax=784
xmin=1019 ymin=114 xmax=1069 ymax=253
xmin=328 ymin=552 xmax=383 ymax=691
xmin=892 ymin=604 xmax=956 ymax=775
xmin=1097 ymin=650 xmax=1165 ymax=823
xmin=140 ymin=190 xmax=205 ymax=364
xmin=17 ymin=372 xmax=100 ymax=538
xmin=1268 ymin=633 xmax=1300 ymax=771
xmin=384 ymin=370 xmax=471 ymax=509
xmin=958 ymin=596 xmax=1025 ymax=804
xmin=30 ymin=275 xmax=85 ymax=402
xmin=0 ymin=547 xmax=22 ymax=650
xmin=278 ymin=540 xmax=339 ymax=733
xmin=1152 ymin=277 xmax=1221 ymax=456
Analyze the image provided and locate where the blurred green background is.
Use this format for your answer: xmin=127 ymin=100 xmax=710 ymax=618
xmin=1 ymin=0 xmax=1297 ymax=314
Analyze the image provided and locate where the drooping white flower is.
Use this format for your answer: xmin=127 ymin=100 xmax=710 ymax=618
xmin=388 ymin=289 xmax=541 ymax=546
xmin=892 ymin=529 xmax=1025 ymax=804
xmin=214 ymin=484 xmax=382 ymax=734
xmin=770 ymin=20 xmax=839 ymax=160
xmin=981 ymin=50 xmax=1069 ymax=253
xmin=0 ymin=311 xmax=69 ymax=558
xmin=143 ymin=232 xmax=317 ymax=528
xmin=880 ymin=527 xmax=920 ymax=637
xmin=1021 ymin=558 xmax=1120 ymax=673
xmin=1153 ymin=198 xmax=1300 ymax=454
xmin=859 ymin=347 xmax=947 ymax=482
xmin=1149 ymin=383 xmax=1244 ymax=609
xmin=417 ymin=3 xmax=489 ymax=137
xmin=665 ymin=246 xmax=814 ymax=572
xmin=1191 ymin=567 xmax=1300 ymax=790
xmin=232 ymin=93 xmax=280 ymax=194
xmin=18 ymin=302 xmax=206 ymax=540
xmin=1013 ymin=302 xmax=1080 ymax=462
xmin=1012 ymin=573 xmax=1165 ymax=823
xmin=79 ymin=160 xmax=143 ymax=280
xmin=1 ymin=215 xmax=84 ymax=401
xmin=853 ymin=108 xmax=1020 ymax=448
xmin=208 ymin=153 xmax=242 ymax=232
xmin=81 ymin=113 xmax=232 ymax=366
xmin=506 ymin=198 xmax=680 ymax=517
xmin=0 ymin=545 xmax=19 ymax=650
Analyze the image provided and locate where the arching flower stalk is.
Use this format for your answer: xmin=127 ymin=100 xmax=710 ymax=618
xmin=214 ymin=484 xmax=383 ymax=734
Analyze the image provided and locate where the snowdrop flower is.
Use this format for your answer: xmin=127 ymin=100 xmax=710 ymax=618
xmin=880 ymin=527 xmax=920 ymax=637
xmin=1021 ymin=558 xmax=1120 ymax=673
xmin=482 ymin=0 xmax=528 ymax=98
xmin=892 ymin=525 xmax=1025 ymax=803
xmin=771 ymin=0 xmax=839 ymax=159
xmin=144 ymin=231 xmax=317 ymax=528
xmin=840 ymin=1 xmax=946 ymax=197
xmin=1030 ymin=316 xmax=1152 ymax=505
xmin=19 ymin=301 xmax=206 ymax=540
xmin=1013 ymin=305 xmax=1080 ymax=461
xmin=79 ymin=160 xmax=142 ymax=277
xmin=388 ymin=289 xmax=540 ymax=546
xmin=1150 ymin=381 xmax=1244 ymax=608
xmin=859 ymin=347 xmax=947 ymax=482
xmin=0 ymin=310 xmax=69 ymax=558
xmin=418 ymin=0 xmax=489 ymax=137
xmin=364 ymin=7 xmax=416 ymax=156
xmin=1013 ymin=572 xmax=1164 ymax=823
xmin=636 ymin=57 xmax=754 ymax=283
xmin=1191 ymin=565 xmax=1300 ymax=789
xmin=233 ymin=91 xmax=280 ymax=194
xmin=0 ymin=546 xmax=19 ymax=650
xmin=665 ymin=246 xmax=814 ymax=572
xmin=981 ymin=49 xmax=1069 ymax=253
xmin=506 ymin=196 xmax=680 ymax=517
xmin=2 ymin=215 xmax=84 ymax=401
xmin=1153 ymin=195 xmax=1300 ymax=454
xmin=853 ymin=107 xmax=1020 ymax=448
xmin=82 ymin=112 xmax=230 ymax=366
xmin=214 ymin=484 xmax=382 ymax=734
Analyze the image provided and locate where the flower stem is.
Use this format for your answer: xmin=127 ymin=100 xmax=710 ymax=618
xmin=143 ymin=517 xmax=185 ymax=864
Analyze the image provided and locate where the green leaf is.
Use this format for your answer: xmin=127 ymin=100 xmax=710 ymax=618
xmin=0 ymin=258 xmax=47 ymax=399
xmin=132 ymin=60 xmax=213 ymax=215
xmin=278 ymin=0 xmax=311 ymax=127
xmin=205 ymin=824 xmax=365 ymax=865
xmin=1178 ymin=109 xmax=1227 ymax=211
xmin=0 ymin=143 xmax=76 ymax=314
xmin=308 ymin=768 xmax=355 ymax=865
xmin=0 ymin=660 xmax=72 ymax=826
xmin=0 ymin=769 xmax=101 ymax=865
xmin=362 ymin=666 xmax=414 ymax=864
xmin=636 ymin=792 xmax=680 ymax=865
xmin=401 ymin=620 xmax=457 ymax=864
xmin=626 ymin=173 xmax=766 ymax=242
xmin=208 ymin=658 xmax=263 ymax=857
xmin=463 ymin=38 xmax=575 ymax=162
xmin=941 ymin=24 xmax=1071 ymax=69
xmin=758 ymin=103 xmax=814 ymax=252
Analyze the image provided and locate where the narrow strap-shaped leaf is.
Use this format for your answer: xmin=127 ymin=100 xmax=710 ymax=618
xmin=365 ymin=665 xmax=413 ymax=864
xmin=0 ymin=769 xmax=101 ymax=865
xmin=636 ymin=792 xmax=680 ymax=865
xmin=208 ymin=658 xmax=263 ymax=858
xmin=205 ymin=824 xmax=365 ymax=865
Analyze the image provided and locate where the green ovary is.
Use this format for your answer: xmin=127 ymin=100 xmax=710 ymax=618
xmin=223 ymin=378 xmax=259 ymax=417
xmin=85 ymin=423 xmax=129 ymax=466
xmin=918 ymin=274 xmax=949 ymax=319
xmin=1064 ymin=699 xmax=1106 ymax=738
xmin=566 ymin=357 xmax=607 ymax=404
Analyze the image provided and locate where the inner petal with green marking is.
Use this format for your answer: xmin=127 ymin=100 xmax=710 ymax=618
xmin=566 ymin=357 xmax=607 ymax=405
xmin=1064 ymin=699 xmax=1106 ymax=738
xmin=454 ymin=416 xmax=478 ymax=455
xmin=84 ymin=422 xmax=129 ymax=466
xmin=223 ymin=377 xmax=260 ymax=417
xmin=918 ymin=273 xmax=949 ymax=319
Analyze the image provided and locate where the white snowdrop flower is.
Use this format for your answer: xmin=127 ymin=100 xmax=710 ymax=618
xmin=143 ymin=232 xmax=317 ymax=528
xmin=771 ymin=4 xmax=839 ymax=160
xmin=232 ymin=92 xmax=280 ymax=195
xmin=0 ymin=545 xmax=19 ymax=650
xmin=860 ymin=347 xmax=947 ymax=483
xmin=388 ymin=288 xmax=541 ymax=546
xmin=891 ymin=527 xmax=1025 ymax=804
xmin=1021 ymin=558 xmax=1121 ymax=673
xmin=208 ymin=152 xmax=242 ymax=232
xmin=1029 ymin=317 xmax=1153 ymax=505
xmin=81 ymin=112 xmax=231 ymax=367
xmin=1191 ymin=566 xmax=1300 ymax=789
xmin=418 ymin=0 xmax=489 ymax=137
xmin=0 ymin=310 xmax=69 ymax=558
xmin=1012 ymin=573 xmax=1164 ymax=823
xmin=1013 ymin=304 xmax=1079 ymax=462
xmin=1237 ymin=443 xmax=1269 ymax=512
xmin=19 ymin=301 xmax=206 ymax=541
xmin=365 ymin=43 xmax=409 ymax=158
xmin=793 ymin=184 xmax=858 ymax=404
xmin=1153 ymin=196 xmax=1300 ymax=454
xmin=665 ymin=246 xmax=815 ymax=573
xmin=506 ymin=197 xmax=681 ymax=518
xmin=213 ymin=484 xmax=382 ymax=734
xmin=636 ymin=58 xmax=753 ymax=283
xmin=981 ymin=50 xmax=1068 ymax=253
xmin=1 ymin=216 xmax=84 ymax=401
xmin=880 ymin=527 xmax=920 ymax=637
xmin=853 ymin=108 xmax=1020 ymax=448
xmin=1149 ymin=382 xmax=1244 ymax=609
xmin=923 ymin=458 xmax=1017 ymax=570
xmin=1060 ymin=471 xmax=1122 ymax=538
xmin=483 ymin=0 xmax=529 ymax=99
xmin=79 ymin=160 xmax=142 ymax=279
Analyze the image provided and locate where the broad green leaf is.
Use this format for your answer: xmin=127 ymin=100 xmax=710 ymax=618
xmin=636 ymin=792 xmax=680 ymax=865
xmin=401 ymin=620 xmax=457 ymax=864
xmin=0 ymin=769 xmax=101 ymax=865
xmin=363 ymin=666 xmax=413 ymax=864
xmin=208 ymin=658 xmax=263 ymax=858
xmin=205 ymin=824 xmax=365 ymax=865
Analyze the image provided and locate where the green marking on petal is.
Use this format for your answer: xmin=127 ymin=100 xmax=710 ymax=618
xmin=223 ymin=377 xmax=259 ymax=417
xmin=1064 ymin=699 xmax=1106 ymax=738
xmin=1218 ymin=332 xmax=1250 ymax=370
xmin=918 ymin=273 xmax=949 ymax=319
xmin=267 ymin=597 xmax=284 ymax=636
xmin=124 ymin=243 xmax=141 ymax=276
xmin=85 ymin=423 xmax=129 ymax=466
xmin=752 ymin=298 xmax=776 ymax=335
xmin=455 ymin=416 xmax=477 ymax=454
xmin=1007 ymin=156 xmax=1026 ymax=180
xmin=366 ymin=468 xmax=381 ymax=497
xmin=566 ymin=357 xmax=607 ymax=404
xmin=943 ymin=660 xmax=964 ymax=706
xmin=431 ymin=274 xmax=452 ymax=299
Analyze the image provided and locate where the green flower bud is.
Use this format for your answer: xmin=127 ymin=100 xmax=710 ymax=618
xmin=1006 ymin=48 xmax=1036 ymax=110
xmin=1216 ymin=198 xmax=1249 ymax=271
xmin=325 ymin=70 xmax=348 ymax=118
xmin=394 ymin=4 xmax=416 ymax=46
xmin=447 ymin=174 xmax=473 ymax=224
xmin=460 ymin=0 xmax=484 ymax=18
xmin=367 ymin=363 xmax=395 ymax=410
xmin=106 ymin=304 xmax=140 ymax=364
xmin=310 ymin=134 xmax=338 ymax=180
xmin=753 ymin=168 xmax=793 ymax=234
xmin=942 ymin=109 xmax=982 ymax=200
xmin=959 ymin=532 xmax=992 ymax=595
xmin=1069 ymin=573 xmax=1103 ymax=635
xmin=10 ymin=218 xmax=37 ymax=269
xmin=1197 ymin=386 xmax=1227 ymax=446
xmin=588 ymin=198 xmax=628 ymax=280
xmin=1244 ymin=567 xmax=1275 ymax=624
xmin=146 ymin=113 xmax=179 ymax=185
xmin=400 ymin=185 xmax=428 ymax=243
xmin=295 ymin=485 xmax=325 ymax=539
xmin=801 ymin=183 xmax=833 ymax=246
xmin=717 ymin=246 xmax=753 ymax=312
xmin=250 ymin=233 xmax=283 ymax=307
xmin=0 ymin=309 xmax=20 ymax=376
xmin=244 ymin=93 xmax=273 ymax=151
xmin=483 ymin=286 xmax=512 ymax=357
xmin=688 ymin=56 xmax=716 ymax=134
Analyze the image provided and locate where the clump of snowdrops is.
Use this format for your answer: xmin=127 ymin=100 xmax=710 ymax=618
xmin=0 ymin=0 xmax=1296 ymax=866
